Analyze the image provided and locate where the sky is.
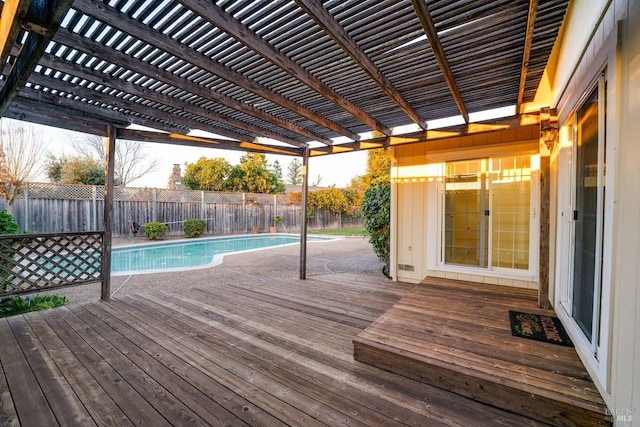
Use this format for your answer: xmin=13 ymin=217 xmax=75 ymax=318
xmin=26 ymin=122 xmax=369 ymax=189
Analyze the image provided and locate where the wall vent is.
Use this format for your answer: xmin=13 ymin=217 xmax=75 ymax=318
xmin=397 ymin=264 xmax=415 ymax=272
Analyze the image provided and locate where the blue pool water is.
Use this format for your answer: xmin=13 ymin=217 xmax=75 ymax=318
xmin=111 ymin=234 xmax=333 ymax=275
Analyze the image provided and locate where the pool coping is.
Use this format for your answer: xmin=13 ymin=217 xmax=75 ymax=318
xmin=111 ymin=233 xmax=341 ymax=276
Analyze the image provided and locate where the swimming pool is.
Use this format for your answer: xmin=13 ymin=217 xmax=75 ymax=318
xmin=111 ymin=234 xmax=335 ymax=275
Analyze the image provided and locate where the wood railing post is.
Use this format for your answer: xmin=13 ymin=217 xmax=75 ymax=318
xmin=92 ymin=185 xmax=97 ymax=231
xmin=152 ymin=188 xmax=158 ymax=222
xmin=201 ymin=191 xmax=205 ymax=220
xmin=23 ymin=184 xmax=29 ymax=232
xmin=242 ymin=192 xmax=247 ymax=233
xmin=101 ymin=125 xmax=116 ymax=300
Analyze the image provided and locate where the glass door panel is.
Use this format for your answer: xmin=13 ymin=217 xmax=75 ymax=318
xmin=490 ymin=156 xmax=531 ymax=270
xmin=444 ymin=159 xmax=488 ymax=267
xmin=572 ymin=88 xmax=600 ymax=342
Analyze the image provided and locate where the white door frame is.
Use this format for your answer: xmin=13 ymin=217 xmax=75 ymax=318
xmin=554 ymin=69 xmax=613 ymax=390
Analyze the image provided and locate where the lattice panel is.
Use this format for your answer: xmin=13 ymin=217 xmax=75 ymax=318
xmin=11 ymin=183 xmax=294 ymax=205
xmin=246 ymin=193 xmax=277 ymax=205
xmin=156 ymin=188 xmax=202 ymax=203
xmin=23 ymin=183 xmax=95 ymax=200
xmin=203 ymin=191 xmax=243 ymax=204
xmin=0 ymin=232 xmax=103 ymax=297
xmin=112 ymin=186 xmax=148 ymax=201
xmin=275 ymin=194 xmax=291 ymax=204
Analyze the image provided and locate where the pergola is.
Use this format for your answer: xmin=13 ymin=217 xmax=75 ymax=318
xmin=0 ymin=0 xmax=568 ymax=295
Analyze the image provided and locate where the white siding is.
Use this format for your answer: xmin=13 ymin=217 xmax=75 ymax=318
xmin=550 ymin=0 xmax=639 ymax=420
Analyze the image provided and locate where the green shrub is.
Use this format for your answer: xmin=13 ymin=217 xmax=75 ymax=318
xmin=0 ymin=211 xmax=20 ymax=292
xmin=0 ymin=295 xmax=67 ymax=318
xmin=361 ymin=181 xmax=390 ymax=277
xmin=143 ymin=222 xmax=168 ymax=240
xmin=183 ymin=218 xmax=206 ymax=238
xmin=0 ymin=210 xmax=20 ymax=234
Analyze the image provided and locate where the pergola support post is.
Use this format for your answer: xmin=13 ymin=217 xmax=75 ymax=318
xmin=299 ymin=147 xmax=310 ymax=279
xmin=101 ymin=124 xmax=116 ymax=300
xmin=538 ymin=155 xmax=551 ymax=309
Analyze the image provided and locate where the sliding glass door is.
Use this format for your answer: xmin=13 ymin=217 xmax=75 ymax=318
xmin=443 ymin=156 xmax=532 ymax=272
xmin=572 ymin=85 xmax=604 ymax=345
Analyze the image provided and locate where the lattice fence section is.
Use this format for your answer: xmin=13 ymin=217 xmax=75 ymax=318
xmin=25 ymin=182 xmax=96 ymax=200
xmin=246 ymin=193 xmax=280 ymax=205
xmin=156 ymin=188 xmax=203 ymax=202
xmin=203 ymin=192 xmax=243 ymax=203
xmin=0 ymin=232 xmax=103 ymax=297
xmin=17 ymin=183 xmax=285 ymax=203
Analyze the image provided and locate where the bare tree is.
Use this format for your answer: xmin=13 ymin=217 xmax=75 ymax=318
xmin=0 ymin=120 xmax=45 ymax=214
xmin=71 ymin=135 xmax=159 ymax=186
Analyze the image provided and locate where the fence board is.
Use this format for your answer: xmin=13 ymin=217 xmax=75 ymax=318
xmin=2 ymin=183 xmax=362 ymax=237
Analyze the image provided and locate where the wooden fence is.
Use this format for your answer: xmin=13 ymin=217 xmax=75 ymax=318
xmin=1 ymin=183 xmax=363 ymax=237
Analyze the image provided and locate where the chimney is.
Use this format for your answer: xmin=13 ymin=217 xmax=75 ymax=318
xmin=171 ymin=164 xmax=183 ymax=189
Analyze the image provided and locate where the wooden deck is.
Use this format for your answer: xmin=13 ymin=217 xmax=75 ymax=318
xmin=353 ymin=277 xmax=612 ymax=426
xmin=0 ymin=273 xmax=579 ymax=426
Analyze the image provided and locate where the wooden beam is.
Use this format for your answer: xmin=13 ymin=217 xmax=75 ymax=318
xmin=47 ymin=34 xmax=329 ymax=146
xmin=411 ymin=0 xmax=469 ymax=123
xmin=116 ymin=129 xmax=301 ymax=156
xmin=71 ymin=0 xmax=359 ymax=142
xmin=0 ymin=0 xmax=31 ymax=72
xmin=17 ymin=88 xmax=190 ymax=135
xmin=296 ymin=0 xmax=427 ymax=130
xmin=309 ymin=114 xmax=540 ymax=156
xmin=0 ymin=0 xmax=74 ymax=115
xmin=25 ymin=71 xmax=251 ymax=142
xmin=177 ymin=0 xmax=390 ymax=136
xmin=517 ymin=0 xmax=538 ymax=113
xmin=37 ymin=54 xmax=306 ymax=148
xmin=6 ymin=97 xmax=116 ymax=135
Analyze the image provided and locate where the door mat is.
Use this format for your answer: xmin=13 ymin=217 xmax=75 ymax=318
xmin=509 ymin=311 xmax=574 ymax=347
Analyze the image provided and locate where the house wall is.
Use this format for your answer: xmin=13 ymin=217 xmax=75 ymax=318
xmin=547 ymin=0 xmax=640 ymax=420
xmin=392 ymin=143 xmax=428 ymax=283
xmin=391 ymin=127 xmax=540 ymax=286
xmin=608 ymin=0 xmax=640 ymax=420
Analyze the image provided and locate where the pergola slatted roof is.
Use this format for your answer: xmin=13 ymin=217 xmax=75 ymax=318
xmin=0 ymin=0 xmax=568 ymax=156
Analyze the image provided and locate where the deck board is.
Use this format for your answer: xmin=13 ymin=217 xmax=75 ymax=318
xmin=6 ymin=316 xmax=96 ymax=426
xmin=353 ymin=277 xmax=611 ymax=426
xmin=0 ymin=272 xmax=599 ymax=426
xmin=0 ymin=334 xmax=19 ymax=427
xmin=0 ymin=318 xmax=59 ymax=427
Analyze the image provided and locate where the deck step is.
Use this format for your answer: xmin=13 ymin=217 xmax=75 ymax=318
xmin=353 ymin=278 xmax=612 ymax=427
